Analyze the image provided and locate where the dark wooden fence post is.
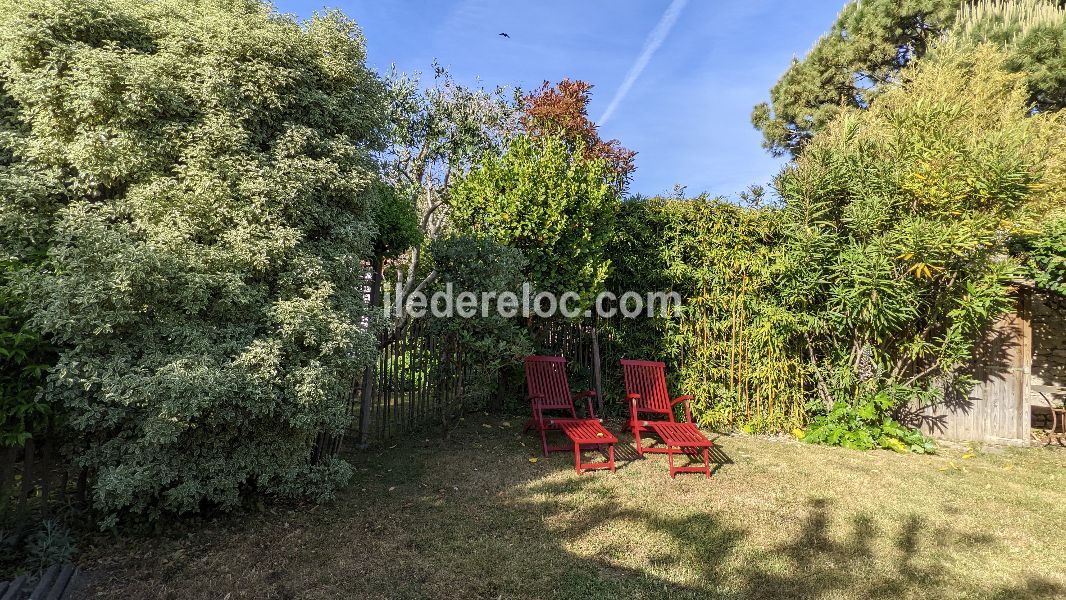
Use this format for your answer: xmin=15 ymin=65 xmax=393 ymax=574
xmin=592 ymin=320 xmax=604 ymax=415
xmin=15 ymin=437 xmax=35 ymax=519
xmin=0 ymin=445 xmax=15 ymax=516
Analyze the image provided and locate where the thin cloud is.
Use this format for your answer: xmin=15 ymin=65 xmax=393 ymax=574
xmin=598 ymin=0 xmax=689 ymax=126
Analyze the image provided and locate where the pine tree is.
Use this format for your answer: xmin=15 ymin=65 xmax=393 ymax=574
xmin=752 ymin=0 xmax=1066 ymax=157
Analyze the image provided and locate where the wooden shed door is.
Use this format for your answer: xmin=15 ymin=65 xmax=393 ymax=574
xmin=923 ymin=298 xmax=1031 ymax=445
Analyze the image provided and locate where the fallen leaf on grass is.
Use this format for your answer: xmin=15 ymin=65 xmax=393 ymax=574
xmin=939 ymin=461 xmax=964 ymax=473
xmin=528 ymin=457 xmax=539 ymax=463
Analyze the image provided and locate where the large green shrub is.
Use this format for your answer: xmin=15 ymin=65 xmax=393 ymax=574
xmin=450 ymin=133 xmax=620 ymax=303
xmin=425 ymin=235 xmax=531 ymax=413
xmin=777 ymin=44 xmax=1066 ymax=448
xmin=0 ymin=0 xmax=386 ymax=522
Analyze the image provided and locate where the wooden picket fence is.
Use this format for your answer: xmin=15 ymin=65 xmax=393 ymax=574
xmin=332 ymin=317 xmax=611 ymax=449
xmin=361 ymin=320 xmax=469 ymax=443
xmin=328 ymin=320 xmax=472 ymax=448
xmin=0 ymin=436 xmax=85 ymax=529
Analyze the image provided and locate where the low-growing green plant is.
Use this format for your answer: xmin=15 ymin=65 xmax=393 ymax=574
xmin=22 ymin=520 xmax=76 ymax=573
xmin=800 ymin=391 xmax=936 ymax=453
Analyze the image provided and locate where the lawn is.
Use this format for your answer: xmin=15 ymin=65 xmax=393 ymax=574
xmin=77 ymin=415 xmax=1066 ymax=600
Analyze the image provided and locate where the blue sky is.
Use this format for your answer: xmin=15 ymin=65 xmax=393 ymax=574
xmin=272 ymin=0 xmax=846 ymax=199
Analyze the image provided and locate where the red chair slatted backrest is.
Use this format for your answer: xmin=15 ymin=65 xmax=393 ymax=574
xmin=524 ymin=355 xmax=575 ymax=411
xmin=620 ymin=359 xmax=671 ymax=414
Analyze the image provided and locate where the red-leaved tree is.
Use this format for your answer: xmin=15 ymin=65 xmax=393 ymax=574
xmin=521 ymin=79 xmax=636 ymax=191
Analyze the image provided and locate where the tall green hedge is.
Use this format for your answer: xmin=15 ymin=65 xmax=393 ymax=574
xmin=0 ymin=0 xmax=386 ymax=523
xmin=604 ymin=197 xmax=806 ymax=433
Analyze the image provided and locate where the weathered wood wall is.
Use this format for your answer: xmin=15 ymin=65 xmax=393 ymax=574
xmin=921 ymin=288 xmax=1066 ymax=445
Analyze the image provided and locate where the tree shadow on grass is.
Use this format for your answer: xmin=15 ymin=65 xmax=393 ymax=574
xmin=507 ymin=476 xmax=1061 ymax=600
xmin=74 ymin=422 xmax=1065 ymax=600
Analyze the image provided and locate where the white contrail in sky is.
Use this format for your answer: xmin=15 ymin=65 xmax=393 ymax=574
xmin=598 ymin=0 xmax=689 ymax=126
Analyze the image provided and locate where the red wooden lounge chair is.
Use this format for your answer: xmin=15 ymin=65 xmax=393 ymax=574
xmin=621 ymin=359 xmax=712 ymax=478
xmin=522 ymin=355 xmax=598 ymax=457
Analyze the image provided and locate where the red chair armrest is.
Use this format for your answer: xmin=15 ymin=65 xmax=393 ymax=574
xmin=569 ymin=390 xmax=596 ymax=418
xmin=671 ymin=395 xmax=694 ymax=423
xmin=626 ymin=393 xmax=641 ymax=424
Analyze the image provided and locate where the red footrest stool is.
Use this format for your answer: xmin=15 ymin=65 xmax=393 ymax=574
xmin=647 ymin=422 xmax=713 ymax=479
xmin=553 ymin=418 xmax=618 ymax=474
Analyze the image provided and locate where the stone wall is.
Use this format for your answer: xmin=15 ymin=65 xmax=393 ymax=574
xmin=1029 ymin=290 xmax=1066 ymax=430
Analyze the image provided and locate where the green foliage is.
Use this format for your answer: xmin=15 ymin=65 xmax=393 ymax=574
xmin=0 ymin=262 xmax=54 ymax=447
xmin=22 ymin=520 xmax=76 ymax=573
xmin=450 ymin=133 xmax=620 ymax=303
xmin=801 ymin=392 xmax=936 ymax=453
xmin=381 ymin=63 xmax=517 ymax=243
xmin=375 ymin=65 xmax=520 ymax=343
xmin=1015 ymin=214 xmax=1066 ymax=293
xmin=371 ymin=182 xmax=423 ymax=259
xmin=0 ymin=0 xmax=387 ymax=522
xmin=604 ymin=196 xmax=806 ymax=433
xmin=776 ymin=45 xmax=1066 ymax=449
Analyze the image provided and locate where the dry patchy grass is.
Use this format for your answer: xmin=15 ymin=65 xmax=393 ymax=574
xmin=77 ymin=415 xmax=1066 ymax=599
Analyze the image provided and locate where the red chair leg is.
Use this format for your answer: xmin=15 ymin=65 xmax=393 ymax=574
xmin=573 ymin=441 xmax=582 ymax=474
xmin=633 ymin=426 xmax=644 ymax=457
xmin=608 ymin=444 xmax=615 ymax=473
xmin=540 ymin=426 xmax=550 ymax=457
xmin=667 ymin=446 xmax=675 ymax=479
xmin=703 ymin=447 xmax=710 ymax=478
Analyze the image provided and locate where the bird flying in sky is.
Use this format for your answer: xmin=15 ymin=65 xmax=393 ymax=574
xmin=498 ymin=32 xmax=510 ymax=38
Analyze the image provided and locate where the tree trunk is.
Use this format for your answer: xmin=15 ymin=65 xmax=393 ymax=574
xmin=358 ymin=257 xmax=385 ymax=449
